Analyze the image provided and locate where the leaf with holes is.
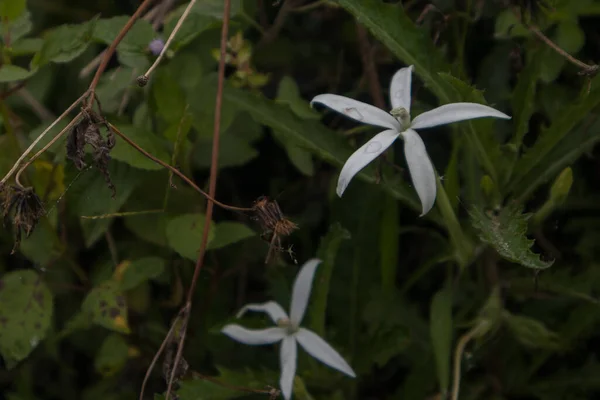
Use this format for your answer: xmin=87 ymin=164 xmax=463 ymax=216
xmin=0 ymin=270 xmax=53 ymax=369
xmin=81 ymin=281 xmax=130 ymax=334
xmin=469 ymin=203 xmax=553 ymax=270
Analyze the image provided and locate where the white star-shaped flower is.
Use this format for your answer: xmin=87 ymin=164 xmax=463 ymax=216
xmin=221 ymin=259 xmax=355 ymax=400
xmin=311 ymin=65 xmax=511 ymax=215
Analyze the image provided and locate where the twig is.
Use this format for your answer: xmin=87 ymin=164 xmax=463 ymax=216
xmin=108 ymin=123 xmax=251 ymax=213
xmin=528 ymin=25 xmax=598 ymax=76
xmin=14 ymin=113 xmax=84 ymax=187
xmin=139 ymin=0 xmax=198 ymax=84
xmin=451 ymin=323 xmax=488 ymax=400
xmin=164 ymin=1 xmax=231 ymax=398
xmin=87 ymin=0 xmax=156 ymax=102
xmin=0 ymin=92 xmax=87 ymax=186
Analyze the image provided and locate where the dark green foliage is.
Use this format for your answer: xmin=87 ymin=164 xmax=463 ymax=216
xmin=1 ymin=1 xmax=600 ymax=399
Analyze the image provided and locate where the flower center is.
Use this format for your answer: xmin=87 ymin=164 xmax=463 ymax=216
xmin=277 ymin=318 xmax=299 ymax=334
xmin=390 ymin=107 xmax=410 ymax=130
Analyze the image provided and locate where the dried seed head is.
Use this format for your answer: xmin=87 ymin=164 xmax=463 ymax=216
xmin=1 ymin=186 xmax=45 ymax=253
xmin=66 ymin=111 xmax=116 ymax=197
xmin=252 ymin=196 xmax=298 ymax=263
xmin=136 ymin=75 xmax=149 ymax=87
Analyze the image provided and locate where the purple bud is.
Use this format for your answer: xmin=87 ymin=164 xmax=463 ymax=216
xmin=148 ymin=38 xmax=165 ymax=56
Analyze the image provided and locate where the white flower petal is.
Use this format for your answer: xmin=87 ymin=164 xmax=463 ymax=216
xmin=236 ymin=301 xmax=289 ymax=324
xmin=337 ymin=129 xmax=400 ymax=196
xmin=290 ymin=259 xmax=321 ymax=326
xmin=411 ymin=102 xmax=511 ymax=130
xmin=389 ymin=65 xmax=413 ymax=111
xmin=222 ymin=325 xmax=286 ymax=345
xmin=402 ymin=129 xmax=437 ymax=216
xmin=279 ymin=336 xmax=297 ymax=400
xmin=311 ymin=94 xmax=400 ymax=130
xmin=296 ymin=328 xmax=356 ymax=378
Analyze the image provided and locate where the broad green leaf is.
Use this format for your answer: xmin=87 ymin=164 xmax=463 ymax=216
xmin=93 ymin=16 xmax=154 ymax=68
xmin=504 ymin=312 xmax=561 ymax=349
xmin=309 ymin=223 xmax=351 ymax=336
xmin=0 ymin=270 xmax=53 ymax=369
xmin=124 ymin=214 xmax=168 ymax=247
xmin=430 ymin=286 xmax=453 ymax=394
xmin=221 ymin=83 xmax=422 ymax=213
xmin=539 ymin=20 xmax=585 ymax=83
xmin=115 ymin=257 xmax=166 ymax=291
xmin=207 ymin=222 xmax=255 ymax=250
xmin=95 ymin=67 xmax=137 ymax=113
xmin=0 ymin=10 xmax=31 ymax=44
xmin=32 ymin=17 xmax=97 ymax=66
xmin=67 ymin=162 xmax=142 ymax=247
xmin=494 ymin=9 xmax=530 ymax=38
xmin=11 ymin=37 xmax=43 ymax=56
xmin=0 ymin=0 xmax=26 ymax=21
xmin=152 ymin=67 xmax=187 ymax=124
xmin=0 ymin=65 xmax=35 ymax=83
xmin=81 ymin=281 xmax=130 ymax=334
xmin=94 ymin=333 xmax=129 ymax=376
xmin=188 ymin=74 xmax=238 ymax=138
xmin=511 ymin=75 xmax=600 ymax=195
xmin=111 ymin=125 xmax=170 ymax=170
xmin=166 ymin=213 xmax=216 ymax=261
xmin=193 ymin=134 xmax=258 ymax=169
xmin=276 ymin=76 xmax=320 ymax=120
xmin=469 ymin=203 xmax=553 ymax=269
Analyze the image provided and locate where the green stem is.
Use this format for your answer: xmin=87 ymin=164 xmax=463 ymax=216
xmin=436 ymin=175 xmax=473 ymax=269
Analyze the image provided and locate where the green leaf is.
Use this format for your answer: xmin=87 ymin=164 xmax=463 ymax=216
xmin=193 ymin=134 xmax=258 ymax=169
xmin=511 ymin=75 xmax=600 ymax=196
xmin=152 ymin=67 xmax=187 ymax=124
xmin=176 ymin=367 xmax=276 ymax=400
xmin=69 ymin=162 xmax=142 ymax=247
xmin=539 ymin=20 xmax=585 ymax=83
xmin=32 ymin=17 xmax=97 ymax=66
xmin=207 ymin=222 xmax=255 ymax=250
xmin=117 ymin=257 xmax=166 ymax=291
xmin=0 ymin=65 xmax=37 ymax=82
xmin=511 ymin=49 xmax=541 ymax=148
xmin=166 ymin=213 xmax=216 ymax=261
xmin=333 ymin=0 xmax=451 ymax=102
xmin=430 ymin=286 xmax=453 ymax=394
xmin=124 ymin=213 xmax=168 ymax=247
xmin=95 ymin=67 xmax=137 ymax=114
xmin=0 ymin=10 xmax=32 ymax=43
xmin=93 ymin=16 xmax=154 ymax=68
xmin=276 ymin=76 xmax=320 ymax=120
xmin=0 ymin=271 xmax=53 ymax=369
xmin=221 ymin=83 xmax=422 ymax=212
xmin=503 ymin=312 xmax=561 ymax=349
xmin=94 ymin=333 xmax=129 ymax=376
xmin=0 ymin=0 xmax=26 ymax=21
xmin=469 ymin=203 xmax=553 ymax=270
xmin=111 ymin=125 xmax=170 ymax=170
xmin=81 ymin=281 xmax=130 ymax=334
xmin=310 ymin=223 xmax=351 ymax=336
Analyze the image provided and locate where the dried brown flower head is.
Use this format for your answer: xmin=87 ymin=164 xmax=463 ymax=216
xmin=66 ymin=109 xmax=116 ymax=197
xmin=1 ymin=186 xmax=45 ymax=253
xmin=252 ymin=196 xmax=298 ymax=264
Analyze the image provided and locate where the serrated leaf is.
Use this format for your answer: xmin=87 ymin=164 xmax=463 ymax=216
xmin=166 ymin=213 xmax=216 ymax=261
xmin=94 ymin=333 xmax=129 ymax=376
xmin=111 ymin=125 xmax=170 ymax=170
xmin=0 ymin=10 xmax=32 ymax=43
xmin=81 ymin=281 xmax=130 ymax=334
xmin=32 ymin=17 xmax=97 ymax=66
xmin=207 ymin=222 xmax=255 ymax=250
xmin=469 ymin=203 xmax=553 ymax=269
xmin=0 ymin=270 xmax=53 ymax=369
xmin=0 ymin=65 xmax=35 ymax=82
xmin=511 ymin=75 xmax=600 ymax=195
xmin=430 ymin=286 xmax=453 ymax=394
xmin=115 ymin=257 xmax=166 ymax=291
